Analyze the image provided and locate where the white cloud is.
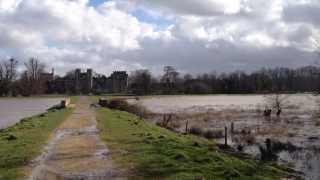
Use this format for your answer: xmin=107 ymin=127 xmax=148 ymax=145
xmin=123 ymin=0 xmax=242 ymax=16
xmin=0 ymin=0 xmax=21 ymax=12
xmin=242 ymin=33 xmax=276 ymax=48
xmin=0 ymin=0 xmax=319 ymax=75
xmin=0 ymin=0 xmax=172 ymax=74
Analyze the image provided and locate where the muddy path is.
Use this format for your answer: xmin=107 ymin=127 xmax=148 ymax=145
xmin=29 ymin=96 xmax=124 ymax=180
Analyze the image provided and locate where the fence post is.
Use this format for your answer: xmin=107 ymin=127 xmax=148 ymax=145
xmin=225 ymin=126 xmax=228 ymax=146
xmin=231 ymin=122 xmax=234 ymax=134
xmin=185 ymin=120 xmax=189 ymax=134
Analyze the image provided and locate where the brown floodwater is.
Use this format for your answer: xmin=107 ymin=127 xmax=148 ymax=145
xmin=128 ymin=94 xmax=320 ymax=179
xmin=0 ymin=98 xmax=62 ymax=129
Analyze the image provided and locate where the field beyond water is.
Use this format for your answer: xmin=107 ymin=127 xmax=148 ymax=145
xmin=0 ymin=98 xmax=75 ymax=179
xmin=96 ymin=107 xmax=294 ymax=179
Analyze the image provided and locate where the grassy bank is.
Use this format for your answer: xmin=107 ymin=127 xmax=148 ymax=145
xmin=0 ymin=97 xmax=77 ymax=179
xmin=96 ymin=107 xmax=292 ymax=180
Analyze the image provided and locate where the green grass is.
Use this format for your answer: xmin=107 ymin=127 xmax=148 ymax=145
xmin=96 ymin=108 xmax=291 ymax=180
xmin=0 ymin=103 xmax=74 ymax=179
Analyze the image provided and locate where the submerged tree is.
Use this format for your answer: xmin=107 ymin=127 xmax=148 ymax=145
xmin=264 ymin=93 xmax=289 ymax=116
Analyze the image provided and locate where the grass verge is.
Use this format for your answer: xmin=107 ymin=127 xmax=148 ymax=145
xmin=96 ymin=107 xmax=292 ymax=180
xmin=0 ymin=99 xmax=75 ymax=180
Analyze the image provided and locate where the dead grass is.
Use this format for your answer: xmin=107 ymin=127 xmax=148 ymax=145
xmin=256 ymin=127 xmax=288 ymax=136
xmin=54 ymin=135 xmax=100 ymax=157
xmin=46 ymin=157 xmax=112 ymax=172
xmin=59 ymin=114 xmax=94 ymax=129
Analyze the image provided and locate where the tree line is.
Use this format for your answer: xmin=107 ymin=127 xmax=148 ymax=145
xmin=0 ymin=57 xmax=47 ymax=96
xmin=129 ymin=66 xmax=320 ymax=95
xmin=1 ymin=57 xmax=320 ymax=96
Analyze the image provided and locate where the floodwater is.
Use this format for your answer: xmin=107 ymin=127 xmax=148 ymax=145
xmin=128 ymin=94 xmax=317 ymax=113
xmin=128 ymin=94 xmax=320 ymax=179
xmin=0 ymin=98 xmax=62 ymax=129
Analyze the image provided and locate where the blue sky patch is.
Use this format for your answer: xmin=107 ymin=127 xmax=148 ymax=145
xmin=89 ymin=0 xmax=174 ymax=29
xmin=131 ymin=8 xmax=174 ymax=29
xmin=89 ymin=0 xmax=106 ymax=7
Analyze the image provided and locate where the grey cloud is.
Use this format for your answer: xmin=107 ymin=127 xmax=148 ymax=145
xmin=113 ymin=37 xmax=317 ymax=75
xmin=121 ymin=0 xmax=241 ymax=16
xmin=0 ymin=0 xmax=319 ymax=77
xmin=283 ymin=3 xmax=320 ymax=26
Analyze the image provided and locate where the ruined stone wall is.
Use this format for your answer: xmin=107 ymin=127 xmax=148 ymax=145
xmin=49 ymin=69 xmax=128 ymax=94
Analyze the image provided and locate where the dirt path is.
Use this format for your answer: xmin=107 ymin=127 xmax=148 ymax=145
xmin=29 ymin=96 xmax=123 ymax=180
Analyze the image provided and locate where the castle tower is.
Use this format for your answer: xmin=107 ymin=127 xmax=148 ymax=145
xmin=110 ymin=71 xmax=128 ymax=93
xmin=75 ymin=68 xmax=81 ymax=94
xmin=51 ymin=68 xmax=55 ymax=80
xmin=87 ymin=69 xmax=93 ymax=93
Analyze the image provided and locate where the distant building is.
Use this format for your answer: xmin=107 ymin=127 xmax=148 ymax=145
xmin=40 ymin=69 xmax=55 ymax=93
xmin=110 ymin=71 xmax=129 ymax=93
xmin=47 ymin=69 xmax=128 ymax=94
xmin=74 ymin=68 xmax=93 ymax=94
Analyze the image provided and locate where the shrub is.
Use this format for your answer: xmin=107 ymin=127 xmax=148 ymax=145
xmin=107 ymin=99 xmax=129 ymax=110
xmin=244 ymin=135 xmax=256 ymax=145
xmin=203 ymin=129 xmax=224 ymax=139
xmin=6 ymin=134 xmax=17 ymax=141
xmin=271 ymin=140 xmax=298 ymax=153
xmin=102 ymin=98 xmax=150 ymax=119
xmin=189 ymin=126 xmax=203 ymax=135
xmin=170 ymin=121 xmax=181 ymax=129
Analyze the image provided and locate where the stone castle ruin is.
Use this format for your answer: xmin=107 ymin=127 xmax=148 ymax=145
xmin=46 ymin=69 xmax=128 ymax=94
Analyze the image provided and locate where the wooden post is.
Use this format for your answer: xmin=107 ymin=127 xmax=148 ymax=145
xmin=266 ymin=138 xmax=271 ymax=153
xmin=162 ymin=114 xmax=166 ymax=127
xmin=185 ymin=120 xmax=189 ymax=134
xmin=224 ymin=126 xmax=228 ymax=146
xmin=139 ymin=109 xmax=143 ymax=120
xmin=231 ymin=122 xmax=234 ymax=134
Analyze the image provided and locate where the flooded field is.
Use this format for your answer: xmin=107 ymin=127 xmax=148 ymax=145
xmin=128 ymin=94 xmax=316 ymax=113
xmin=128 ymin=94 xmax=320 ymax=179
xmin=0 ymin=98 xmax=62 ymax=129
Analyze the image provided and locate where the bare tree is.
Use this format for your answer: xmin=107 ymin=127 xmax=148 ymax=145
xmin=264 ymin=93 xmax=289 ymax=116
xmin=129 ymin=69 xmax=154 ymax=95
xmin=0 ymin=58 xmax=18 ymax=96
xmin=161 ymin=66 xmax=179 ymax=93
xmin=21 ymin=57 xmax=46 ymax=95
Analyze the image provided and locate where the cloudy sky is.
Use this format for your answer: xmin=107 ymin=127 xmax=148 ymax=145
xmin=0 ymin=0 xmax=319 ymax=75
